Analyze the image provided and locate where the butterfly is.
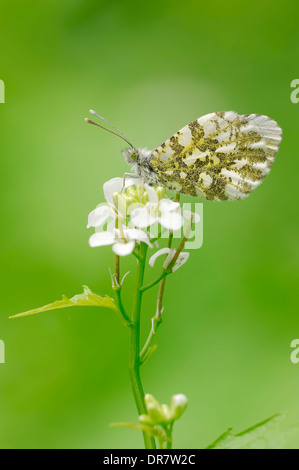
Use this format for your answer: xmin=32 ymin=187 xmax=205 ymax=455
xmin=85 ymin=110 xmax=282 ymax=201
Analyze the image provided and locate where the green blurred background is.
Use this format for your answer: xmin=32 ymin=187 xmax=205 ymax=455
xmin=0 ymin=0 xmax=298 ymax=449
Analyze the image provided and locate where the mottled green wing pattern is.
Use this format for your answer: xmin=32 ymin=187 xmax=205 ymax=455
xmin=149 ymin=111 xmax=282 ymax=200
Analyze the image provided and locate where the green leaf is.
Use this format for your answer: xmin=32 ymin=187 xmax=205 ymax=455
xmin=207 ymin=414 xmax=284 ymax=449
xmin=9 ymin=285 xmax=118 ymax=319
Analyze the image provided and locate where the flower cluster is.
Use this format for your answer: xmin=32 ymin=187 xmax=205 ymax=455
xmin=139 ymin=393 xmax=188 ymax=426
xmin=87 ymin=178 xmax=199 ymax=271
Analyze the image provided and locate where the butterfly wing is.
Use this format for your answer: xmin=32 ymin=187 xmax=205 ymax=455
xmin=149 ymin=111 xmax=282 ymax=200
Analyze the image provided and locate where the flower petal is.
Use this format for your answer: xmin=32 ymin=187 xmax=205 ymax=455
xmin=130 ymin=206 xmax=157 ymax=228
xmin=159 ymin=212 xmax=183 ymax=231
xmin=89 ymin=231 xmax=115 ymax=247
xmin=125 ymin=228 xmax=152 ymax=246
xmin=145 ymin=184 xmax=159 ymax=203
xmin=162 ymin=249 xmax=176 ymax=270
xmin=103 ymin=178 xmax=123 ymax=205
xmin=125 ymin=177 xmax=142 ymax=187
xmin=87 ymin=205 xmax=115 ymax=228
xmin=161 ymin=249 xmax=189 ymax=272
xmin=159 ymin=199 xmax=180 ymax=212
xmin=112 ymin=240 xmax=135 ymax=256
xmin=148 ymin=248 xmax=171 ymax=268
xmin=183 ymin=209 xmax=200 ymax=224
xmin=172 ymin=252 xmax=189 ymax=272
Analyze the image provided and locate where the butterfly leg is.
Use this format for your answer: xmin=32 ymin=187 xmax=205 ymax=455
xmin=121 ymin=173 xmax=140 ymax=192
xmin=140 ymin=176 xmax=146 ymax=196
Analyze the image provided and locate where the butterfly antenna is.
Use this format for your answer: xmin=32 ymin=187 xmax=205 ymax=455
xmin=90 ymin=110 xmax=130 ymax=141
xmin=86 ymin=109 xmax=135 ymax=150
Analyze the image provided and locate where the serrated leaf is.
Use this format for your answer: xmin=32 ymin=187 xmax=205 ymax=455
xmin=9 ymin=285 xmax=118 ymax=319
xmin=207 ymin=414 xmax=283 ymax=449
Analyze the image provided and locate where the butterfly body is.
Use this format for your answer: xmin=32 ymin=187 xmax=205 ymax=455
xmin=122 ymin=147 xmax=159 ymax=186
xmin=122 ymin=111 xmax=282 ymax=201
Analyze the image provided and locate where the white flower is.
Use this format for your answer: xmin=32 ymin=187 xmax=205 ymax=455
xmin=89 ymin=226 xmax=152 ymax=256
xmin=87 ymin=204 xmax=115 ymax=228
xmin=182 ymin=209 xmax=200 ymax=224
xmin=103 ymin=178 xmax=129 ymax=206
xmin=149 ymin=247 xmax=189 ymax=272
xmin=87 ymin=178 xmax=172 ymax=255
xmin=130 ymin=198 xmax=183 ymax=231
xmin=103 ymin=177 xmax=159 ymax=206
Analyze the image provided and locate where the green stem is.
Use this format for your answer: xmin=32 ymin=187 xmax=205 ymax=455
xmin=140 ymin=231 xmax=174 ymax=363
xmin=129 ymin=243 xmax=156 ymax=449
xmin=139 ymin=275 xmax=166 ymax=361
xmin=165 ymin=423 xmax=173 ymax=449
xmin=112 ymin=254 xmax=132 ymax=327
xmin=114 ymin=254 xmax=120 ymax=283
xmin=139 ymin=315 xmax=162 ymax=364
xmin=141 ymin=271 xmax=169 ymax=292
xmin=114 ymin=288 xmax=132 ymax=326
xmin=167 ymin=214 xmax=192 ymax=272
xmin=155 ymin=228 xmax=174 ymax=317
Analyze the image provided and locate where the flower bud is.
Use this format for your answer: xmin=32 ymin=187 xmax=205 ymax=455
xmin=161 ymin=404 xmax=172 ymax=423
xmin=170 ymin=394 xmax=188 ymax=420
xmin=126 ymin=186 xmax=137 ymax=198
xmin=156 ymin=186 xmax=166 ymax=200
xmin=139 ymin=393 xmax=189 ymax=427
xmin=144 ymin=393 xmax=165 ymax=425
xmin=138 ymin=413 xmax=154 ymax=426
xmin=113 ymin=192 xmax=127 ymax=216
